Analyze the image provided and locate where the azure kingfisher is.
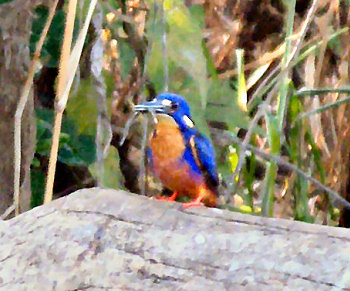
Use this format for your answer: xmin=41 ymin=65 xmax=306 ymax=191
xmin=135 ymin=93 xmax=219 ymax=208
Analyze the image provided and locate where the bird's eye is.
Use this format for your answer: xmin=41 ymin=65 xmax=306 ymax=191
xmin=170 ymin=101 xmax=179 ymax=112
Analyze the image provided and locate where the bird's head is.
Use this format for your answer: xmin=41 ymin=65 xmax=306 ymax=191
xmin=135 ymin=93 xmax=196 ymax=132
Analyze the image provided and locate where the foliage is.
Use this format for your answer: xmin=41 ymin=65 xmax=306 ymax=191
xmin=23 ymin=0 xmax=350 ymax=227
xmin=31 ymin=108 xmax=95 ymax=206
xmin=0 ymin=0 xmax=13 ymax=4
xmin=30 ymin=6 xmax=79 ymax=67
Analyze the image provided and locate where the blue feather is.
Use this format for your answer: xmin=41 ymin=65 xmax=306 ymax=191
xmin=138 ymin=93 xmax=219 ymax=196
xmin=187 ymin=132 xmax=219 ymax=193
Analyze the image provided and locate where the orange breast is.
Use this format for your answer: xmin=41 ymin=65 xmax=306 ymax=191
xmin=149 ymin=115 xmax=217 ymax=206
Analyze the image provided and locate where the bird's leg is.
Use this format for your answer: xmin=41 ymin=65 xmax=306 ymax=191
xmin=156 ymin=191 xmax=179 ymax=201
xmin=181 ymin=196 xmax=204 ymax=209
xmin=181 ymin=187 xmax=208 ymax=209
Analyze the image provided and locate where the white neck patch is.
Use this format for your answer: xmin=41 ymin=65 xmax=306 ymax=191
xmin=183 ymin=115 xmax=194 ymax=128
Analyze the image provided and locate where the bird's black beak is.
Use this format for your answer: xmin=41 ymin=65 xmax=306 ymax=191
xmin=134 ymin=99 xmax=168 ymax=114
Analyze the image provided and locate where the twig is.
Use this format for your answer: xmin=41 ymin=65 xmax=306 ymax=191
xmin=117 ymin=0 xmax=147 ymax=67
xmin=294 ymin=87 xmax=350 ymax=121
xmin=13 ymin=0 xmax=59 ymax=215
xmin=295 ymin=87 xmax=350 ymax=96
xmin=92 ymin=5 xmax=112 ymax=186
xmin=296 ymin=96 xmax=350 ymax=121
xmin=138 ymin=0 xmax=160 ymax=195
xmin=120 ymin=112 xmax=140 ymax=146
xmin=160 ymin=0 xmax=168 ymax=92
xmin=218 ymin=130 xmax=350 ymax=210
xmin=0 ymin=204 xmax=15 ymax=220
xmin=140 ymin=117 xmax=149 ymax=196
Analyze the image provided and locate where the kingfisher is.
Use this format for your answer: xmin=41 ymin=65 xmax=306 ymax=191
xmin=135 ymin=93 xmax=219 ymax=208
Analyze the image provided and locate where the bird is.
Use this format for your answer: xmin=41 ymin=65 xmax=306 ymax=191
xmin=135 ymin=93 xmax=219 ymax=208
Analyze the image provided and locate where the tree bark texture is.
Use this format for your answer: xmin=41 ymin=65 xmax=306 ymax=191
xmin=0 ymin=0 xmax=44 ymax=213
xmin=0 ymin=188 xmax=350 ymax=290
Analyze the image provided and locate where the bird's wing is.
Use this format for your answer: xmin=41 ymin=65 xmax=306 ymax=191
xmin=189 ymin=132 xmax=219 ymax=194
xmin=146 ymin=147 xmax=153 ymax=170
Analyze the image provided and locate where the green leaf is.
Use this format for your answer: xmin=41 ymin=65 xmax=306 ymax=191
xmin=265 ymin=113 xmax=280 ymax=152
xmin=31 ymin=168 xmax=45 ymax=208
xmin=89 ymin=147 xmax=122 ymax=189
xmin=261 ymin=112 xmax=280 ymax=217
xmin=35 ymin=108 xmax=96 ymax=166
xmin=65 ymin=77 xmax=97 ymax=136
xmin=166 ymin=1 xmax=207 ymax=105
xmin=205 ymin=79 xmax=252 ymax=131
xmin=236 ymin=49 xmax=247 ymax=112
xmin=117 ymin=39 xmax=136 ymax=78
xmin=30 ymin=6 xmax=80 ymax=67
xmin=228 ymin=146 xmax=238 ymax=174
xmin=287 ymin=95 xmax=313 ymax=222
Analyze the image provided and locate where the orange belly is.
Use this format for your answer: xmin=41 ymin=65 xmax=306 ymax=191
xmin=149 ymin=116 xmax=217 ymax=206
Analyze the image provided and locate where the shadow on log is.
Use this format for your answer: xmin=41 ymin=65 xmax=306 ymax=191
xmin=1 ymin=188 xmax=350 ymax=290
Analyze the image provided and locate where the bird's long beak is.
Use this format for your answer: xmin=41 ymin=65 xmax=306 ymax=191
xmin=134 ymin=99 xmax=167 ymax=114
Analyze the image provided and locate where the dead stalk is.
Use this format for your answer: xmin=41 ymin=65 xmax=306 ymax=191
xmin=44 ymin=0 xmax=78 ymax=204
xmin=13 ymin=0 xmax=59 ymax=216
xmin=44 ymin=0 xmax=98 ymax=204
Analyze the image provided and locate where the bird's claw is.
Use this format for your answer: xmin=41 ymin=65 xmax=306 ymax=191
xmin=156 ymin=192 xmax=179 ymax=202
xmin=156 ymin=196 xmax=176 ymax=201
xmin=179 ymin=200 xmax=204 ymax=210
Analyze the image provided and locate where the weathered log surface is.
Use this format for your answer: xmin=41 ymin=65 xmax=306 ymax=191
xmin=1 ymin=188 xmax=350 ymax=290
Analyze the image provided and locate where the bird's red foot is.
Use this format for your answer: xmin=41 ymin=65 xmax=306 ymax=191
xmin=156 ymin=192 xmax=179 ymax=202
xmin=180 ymin=197 xmax=204 ymax=209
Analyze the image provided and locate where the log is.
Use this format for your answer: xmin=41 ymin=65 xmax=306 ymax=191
xmin=0 ymin=188 xmax=350 ymax=290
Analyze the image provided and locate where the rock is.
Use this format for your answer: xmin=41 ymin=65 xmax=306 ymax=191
xmin=0 ymin=188 xmax=350 ymax=290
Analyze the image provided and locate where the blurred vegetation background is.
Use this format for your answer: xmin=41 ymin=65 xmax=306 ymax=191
xmin=1 ymin=0 xmax=350 ymax=227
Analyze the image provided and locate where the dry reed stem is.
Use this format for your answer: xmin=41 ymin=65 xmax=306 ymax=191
xmin=12 ymin=0 xmax=59 ymax=216
xmin=0 ymin=204 xmax=15 ymax=220
xmin=61 ymin=0 xmax=99 ymax=109
xmin=44 ymin=0 xmax=98 ymax=204
xmin=44 ymin=0 xmax=78 ymax=204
